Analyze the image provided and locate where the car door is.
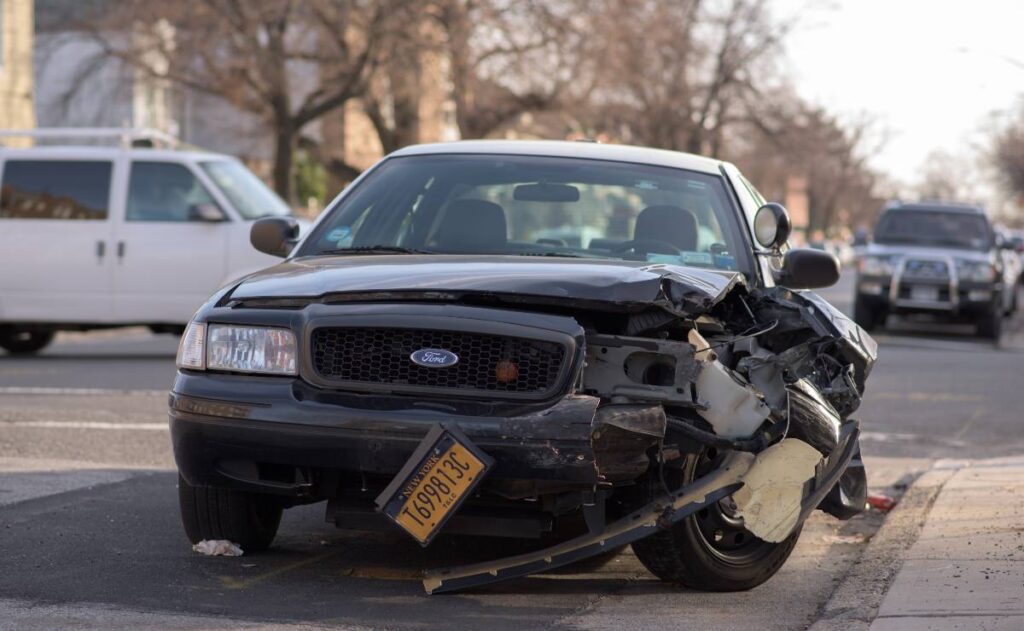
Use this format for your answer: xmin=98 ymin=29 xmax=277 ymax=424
xmin=0 ymin=157 xmax=116 ymax=323
xmin=112 ymin=159 xmax=230 ymax=324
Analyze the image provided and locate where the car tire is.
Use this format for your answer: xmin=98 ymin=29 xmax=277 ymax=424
xmin=976 ymin=306 xmax=1002 ymax=341
xmin=631 ymin=450 xmax=802 ymax=591
xmin=853 ymin=296 xmax=883 ymax=331
xmin=178 ymin=474 xmax=283 ymax=551
xmin=0 ymin=329 xmax=55 ymax=355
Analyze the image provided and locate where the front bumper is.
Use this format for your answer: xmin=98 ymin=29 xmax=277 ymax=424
xmin=169 ymin=371 xmax=603 ymax=499
xmin=857 ymin=273 xmax=999 ymax=316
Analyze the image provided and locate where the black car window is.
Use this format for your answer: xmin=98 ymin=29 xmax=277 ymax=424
xmin=301 ymin=155 xmax=750 ymax=274
xmin=875 ymin=210 xmax=992 ymax=251
xmin=0 ymin=160 xmax=112 ymax=220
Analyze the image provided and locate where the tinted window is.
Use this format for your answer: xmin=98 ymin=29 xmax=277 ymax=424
xmin=127 ymin=162 xmax=220 ymax=222
xmin=875 ymin=210 xmax=992 ymax=251
xmin=301 ymin=155 xmax=749 ymax=273
xmin=0 ymin=160 xmax=112 ymax=220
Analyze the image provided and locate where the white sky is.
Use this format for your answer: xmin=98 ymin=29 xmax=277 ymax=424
xmin=776 ymin=0 xmax=1024 ymax=199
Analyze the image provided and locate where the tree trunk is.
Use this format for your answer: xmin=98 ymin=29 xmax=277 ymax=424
xmin=272 ymin=121 xmax=296 ymax=203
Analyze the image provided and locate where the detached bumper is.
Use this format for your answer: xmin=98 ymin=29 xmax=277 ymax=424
xmin=169 ymin=372 xmax=601 ymax=498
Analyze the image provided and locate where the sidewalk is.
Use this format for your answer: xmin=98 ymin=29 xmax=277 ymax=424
xmin=870 ymin=457 xmax=1024 ymax=630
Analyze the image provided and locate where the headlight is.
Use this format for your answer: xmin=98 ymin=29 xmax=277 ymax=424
xmin=956 ymin=259 xmax=996 ymax=282
xmin=859 ymin=255 xmax=893 ymax=276
xmin=206 ymin=325 xmax=297 ymax=375
xmin=176 ymin=321 xmax=206 ymax=369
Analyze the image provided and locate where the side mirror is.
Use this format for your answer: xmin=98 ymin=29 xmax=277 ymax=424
xmin=189 ymin=203 xmax=226 ymax=222
xmin=775 ymin=248 xmax=840 ymax=289
xmin=753 ymin=203 xmax=792 ymax=250
xmin=251 ymin=216 xmax=300 ymax=257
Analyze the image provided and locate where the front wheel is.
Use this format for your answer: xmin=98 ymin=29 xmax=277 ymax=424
xmin=0 ymin=329 xmax=55 ymax=355
xmin=632 ymin=451 xmax=801 ymax=591
xmin=853 ymin=296 xmax=884 ymax=332
xmin=976 ymin=306 xmax=1002 ymax=342
xmin=177 ymin=474 xmax=283 ymax=551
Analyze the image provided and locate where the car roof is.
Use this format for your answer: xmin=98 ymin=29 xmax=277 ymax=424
xmin=389 ymin=140 xmax=728 ymax=175
xmin=884 ymin=202 xmax=986 ymax=215
xmin=0 ymin=146 xmax=235 ymax=162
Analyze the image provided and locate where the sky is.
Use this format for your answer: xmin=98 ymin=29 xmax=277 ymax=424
xmin=776 ymin=0 xmax=1024 ymax=200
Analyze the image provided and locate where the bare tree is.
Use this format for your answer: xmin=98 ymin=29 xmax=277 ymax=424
xmin=992 ymin=103 xmax=1024 ymax=206
xmin=65 ymin=0 xmax=405 ymax=200
xmin=574 ymin=0 xmax=792 ymax=155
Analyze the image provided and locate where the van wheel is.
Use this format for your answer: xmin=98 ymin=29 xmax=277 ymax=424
xmin=0 ymin=329 xmax=55 ymax=355
xmin=178 ymin=474 xmax=283 ymax=551
xmin=632 ymin=449 xmax=801 ymax=591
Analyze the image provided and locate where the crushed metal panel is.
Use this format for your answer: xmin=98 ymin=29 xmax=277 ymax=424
xmin=582 ymin=334 xmax=700 ymax=405
xmin=731 ymin=438 xmax=822 ymax=542
xmin=688 ymin=329 xmax=772 ymax=439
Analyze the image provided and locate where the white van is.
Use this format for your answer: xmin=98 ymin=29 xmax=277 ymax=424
xmin=0 ymin=130 xmax=297 ymax=354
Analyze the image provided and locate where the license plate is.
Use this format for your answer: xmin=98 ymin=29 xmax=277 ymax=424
xmin=910 ymin=286 xmax=939 ymax=302
xmin=375 ymin=424 xmax=493 ymax=546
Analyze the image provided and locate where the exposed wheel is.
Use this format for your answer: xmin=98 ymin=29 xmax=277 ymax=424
xmin=0 ymin=329 xmax=55 ymax=355
xmin=976 ymin=306 xmax=1002 ymax=341
xmin=632 ymin=449 xmax=802 ymax=591
xmin=178 ymin=474 xmax=283 ymax=551
xmin=853 ymin=296 xmax=883 ymax=331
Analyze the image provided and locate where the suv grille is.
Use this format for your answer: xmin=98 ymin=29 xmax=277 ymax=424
xmin=310 ymin=327 xmax=567 ymax=397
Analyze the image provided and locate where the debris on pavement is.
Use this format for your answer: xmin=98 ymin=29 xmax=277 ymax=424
xmin=867 ymin=493 xmax=897 ymax=512
xmin=192 ymin=540 xmax=243 ymax=556
xmin=822 ymin=534 xmax=868 ymax=544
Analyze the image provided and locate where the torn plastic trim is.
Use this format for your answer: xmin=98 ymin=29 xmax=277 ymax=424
xmin=422 ymin=451 xmax=755 ymax=594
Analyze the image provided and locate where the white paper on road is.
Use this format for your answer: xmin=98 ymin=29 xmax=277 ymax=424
xmin=192 ymin=540 xmax=244 ymax=557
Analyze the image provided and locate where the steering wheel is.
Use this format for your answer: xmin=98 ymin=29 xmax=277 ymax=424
xmin=610 ymin=238 xmax=684 ymax=257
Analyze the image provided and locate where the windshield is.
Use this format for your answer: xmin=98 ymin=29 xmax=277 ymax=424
xmin=200 ymin=160 xmax=292 ymax=220
xmin=298 ymin=154 xmax=750 ymax=273
xmin=874 ymin=210 xmax=992 ymax=250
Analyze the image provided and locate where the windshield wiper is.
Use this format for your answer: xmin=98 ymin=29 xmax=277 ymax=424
xmin=514 ymin=251 xmax=591 ymax=258
xmin=319 ymin=246 xmax=437 ymax=256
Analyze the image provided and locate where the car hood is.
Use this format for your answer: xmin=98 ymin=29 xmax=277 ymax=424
xmin=865 ymin=243 xmax=992 ymax=262
xmin=227 ymin=255 xmax=744 ymax=314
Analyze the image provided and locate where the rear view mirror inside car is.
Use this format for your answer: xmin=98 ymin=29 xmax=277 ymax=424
xmin=513 ymin=182 xmax=580 ymax=202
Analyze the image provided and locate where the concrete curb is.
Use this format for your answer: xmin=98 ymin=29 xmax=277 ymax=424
xmin=809 ymin=467 xmax=956 ymax=631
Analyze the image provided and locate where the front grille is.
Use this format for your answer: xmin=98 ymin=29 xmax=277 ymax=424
xmin=902 ymin=259 xmax=950 ymax=280
xmin=310 ymin=327 xmax=567 ymax=397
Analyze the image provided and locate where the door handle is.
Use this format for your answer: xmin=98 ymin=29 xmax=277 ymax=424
xmin=96 ymin=240 xmax=106 ymax=259
xmin=117 ymin=241 xmax=125 ymax=259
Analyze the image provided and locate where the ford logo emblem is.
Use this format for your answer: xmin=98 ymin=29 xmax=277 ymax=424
xmin=410 ymin=348 xmax=459 ymax=368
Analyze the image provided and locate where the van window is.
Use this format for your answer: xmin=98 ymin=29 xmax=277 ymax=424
xmin=0 ymin=160 xmax=113 ymax=220
xmin=127 ymin=162 xmax=222 ymax=222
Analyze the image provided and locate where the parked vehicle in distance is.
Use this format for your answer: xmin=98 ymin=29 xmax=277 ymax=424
xmin=1010 ymin=230 xmax=1024 ymax=285
xmin=0 ymin=129 xmax=299 ymax=355
xmin=995 ymin=226 xmax=1022 ymax=300
xmin=170 ymin=140 xmax=875 ymax=595
xmin=854 ymin=202 xmax=1011 ymax=339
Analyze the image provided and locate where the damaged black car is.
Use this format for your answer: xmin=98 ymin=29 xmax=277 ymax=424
xmin=170 ymin=140 xmax=877 ymax=594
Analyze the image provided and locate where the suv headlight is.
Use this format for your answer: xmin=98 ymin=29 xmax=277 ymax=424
xmin=859 ymin=255 xmax=894 ymax=276
xmin=956 ymin=259 xmax=996 ymax=283
xmin=176 ymin=322 xmax=298 ymax=375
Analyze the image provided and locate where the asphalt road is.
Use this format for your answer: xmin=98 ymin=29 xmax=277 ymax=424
xmin=1 ymin=271 xmax=1021 ymax=629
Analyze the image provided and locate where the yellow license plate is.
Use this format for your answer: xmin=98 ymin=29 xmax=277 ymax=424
xmin=376 ymin=425 xmax=493 ymax=545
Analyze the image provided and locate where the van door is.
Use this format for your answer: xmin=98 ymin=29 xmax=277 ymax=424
xmin=112 ymin=160 xmax=229 ymax=324
xmin=0 ymin=158 xmax=116 ymax=323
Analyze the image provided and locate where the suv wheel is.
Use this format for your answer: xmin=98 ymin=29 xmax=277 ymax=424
xmin=853 ymin=296 xmax=884 ymax=331
xmin=976 ymin=306 xmax=1002 ymax=342
xmin=632 ymin=449 xmax=801 ymax=591
xmin=178 ymin=474 xmax=283 ymax=551
xmin=0 ymin=329 xmax=55 ymax=355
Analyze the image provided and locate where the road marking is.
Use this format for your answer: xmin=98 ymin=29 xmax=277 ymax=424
xmin=0 ymin=387 xmax=166 ymax=396
xmin=219 ymin=548 xmax=344 ymax=590
xmin=3 ymin=420 xmax=167 ymax=431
